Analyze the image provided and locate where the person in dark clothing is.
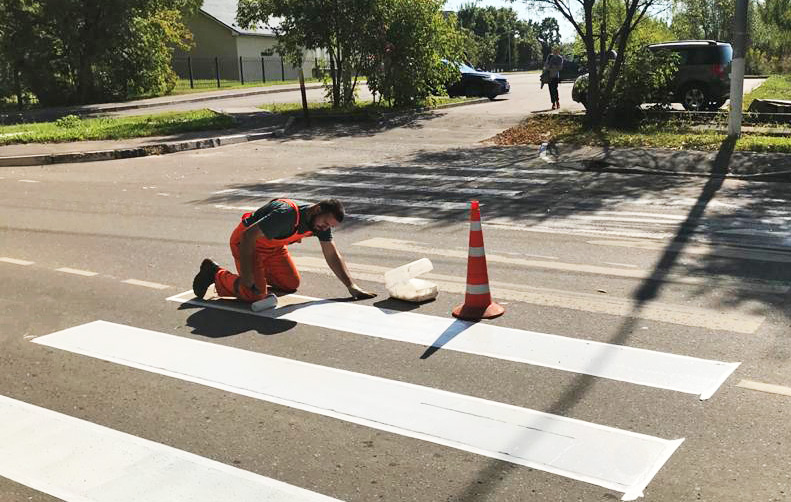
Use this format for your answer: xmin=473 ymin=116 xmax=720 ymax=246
xmin=544 ymin=48 xmax=564 ymax=110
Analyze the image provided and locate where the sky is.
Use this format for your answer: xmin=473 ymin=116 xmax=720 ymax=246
xmin=444 ymin=0 xmax=578 ymax=43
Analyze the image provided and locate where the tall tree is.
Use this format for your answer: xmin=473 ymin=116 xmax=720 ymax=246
xmin=364 ymin=0 xmax=464 ymax=106
xmin=238 ymin=0 xmax=378 ymax=107
xmin=238 ymin=0 xmax=464 ymax=108
xmin=524 ymin=0 xmax=666 ymax=126
xmin=0 ymin=0 xmax=200 ymax=106
xmin=536 ymin=17 xmax=561 ymax=60
xmin=456 ymin=4 xmax=541 ymax=68
xmin=670 ymin=0 xmax=735 ymax=41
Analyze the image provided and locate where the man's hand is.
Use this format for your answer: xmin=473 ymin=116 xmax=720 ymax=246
xmin=348 ymin=284 xmax=376 ymax=300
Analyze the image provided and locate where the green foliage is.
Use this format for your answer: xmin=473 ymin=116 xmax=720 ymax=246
xmin=748 ymin=0 xmax=791 ymax=74
xmin=456 ymin=4 xmax=545 ymax=69
xmin=238 ymin=0 xmax=377 ymax=107
xmin=0 ymin=0 xmax=199 ymax=106
xmin=669 ymin=0 xmax=735 ymax=41
xmin=0 ymin=109 xmax=234 ymax=145
xmin=364 ymin=0 xmax=464 ymax=107
xmin=742 ymin=74 xmax=791 ymax=110
xmin=238 ymin=0 xmax=465 ymax=108
xmin=54 ymin=114 xmax=81 ymax=128
xmin=536 ymin=17 xmax=561 ymax=59
xmin=572 ymin=9 xmax=677 ymax=121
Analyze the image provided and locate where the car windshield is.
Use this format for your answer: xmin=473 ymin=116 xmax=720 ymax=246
xmin=458 ymin=63 xmax=477 ymax=73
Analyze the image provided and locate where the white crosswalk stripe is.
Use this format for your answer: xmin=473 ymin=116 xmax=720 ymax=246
xmin=31 ymin=319 xmax=688 ymax=500
xmin=0 ymin=394 xmax=343 ymax=502
xmin=166 ymin=291 xmax=739 ymax=399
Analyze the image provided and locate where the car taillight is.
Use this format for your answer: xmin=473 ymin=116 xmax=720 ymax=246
xmin=711 ymin=63 xmax=726 ymax=78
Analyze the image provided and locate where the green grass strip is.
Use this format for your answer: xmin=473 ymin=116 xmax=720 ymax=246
xmin=0 ymin=109 xmax=236 ymax=146
xmin=742 ymin=74 xmax=791 ymax=110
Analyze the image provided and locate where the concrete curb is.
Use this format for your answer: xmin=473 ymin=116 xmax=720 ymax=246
xmin=0 ymin=130 xmax=275 ymax=167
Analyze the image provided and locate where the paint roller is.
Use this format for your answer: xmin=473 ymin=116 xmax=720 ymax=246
xmin=251 ymin=294 xmax=278 ymax=312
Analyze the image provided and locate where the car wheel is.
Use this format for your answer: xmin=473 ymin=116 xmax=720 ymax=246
xmin=681 ymin=84 xmax=708 ymax=111
xmin=488 ymin=93 xmax=498 ymax=100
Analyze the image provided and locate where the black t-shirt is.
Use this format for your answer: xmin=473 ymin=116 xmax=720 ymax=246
xmin=242 ymin=199 xmax=332 ymax=242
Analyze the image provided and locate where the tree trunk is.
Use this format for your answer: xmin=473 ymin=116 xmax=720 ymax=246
xmin=329 ymin=48 xmax=339 ymax=107
xmin=583 ymin=1 xmax=602 ymax=127
xmin=13 ymin=65 xmax=24 ymax=110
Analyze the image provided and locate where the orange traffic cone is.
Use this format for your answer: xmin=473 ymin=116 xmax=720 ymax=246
xmin=452 ymin=200 xmax=504 ymax=321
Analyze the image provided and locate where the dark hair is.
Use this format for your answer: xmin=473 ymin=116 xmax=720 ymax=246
xmin=317 ymin=199 xmax=344 ymax=222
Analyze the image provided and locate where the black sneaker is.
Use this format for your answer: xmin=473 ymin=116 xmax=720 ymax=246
xmin=192 ymin=259 xmax=220 ymax=299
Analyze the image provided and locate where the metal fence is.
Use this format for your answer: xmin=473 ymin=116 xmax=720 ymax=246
xmin=172 ymin=56 xmax=321 ymax=90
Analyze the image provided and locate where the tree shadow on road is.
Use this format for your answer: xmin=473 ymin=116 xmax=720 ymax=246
xmin=271 ymin=109 xmax=442 ymax=142
xmin=452 ymin=136 xmax=746 ymax=501
xmin=191 ymin=133 xmax=791 ymax=497
xmin=195 ymin=143 xmax=689 ymax=236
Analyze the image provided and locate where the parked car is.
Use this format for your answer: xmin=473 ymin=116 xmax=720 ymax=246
xmin=571 ymin=40 xmax=733 ymax=111
xmin=559 ymin=54 xmax=585 ymax=80
xmin=445 ymin=62 xmax=510 ymax=100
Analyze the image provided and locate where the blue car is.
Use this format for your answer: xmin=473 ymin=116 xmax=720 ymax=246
xmin=446 ymin=62 xmax=510 ymax=101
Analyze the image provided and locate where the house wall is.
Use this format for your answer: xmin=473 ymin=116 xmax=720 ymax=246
xmin=174 ymin=13 xmax=240 ymax=80
xmin=236 ymin=36 xmax=323 ymax=82
xmin=173 ymin=11 xmax=325 ymax=83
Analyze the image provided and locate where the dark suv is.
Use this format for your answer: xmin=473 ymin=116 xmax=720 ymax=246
xmin=648 ymin=40 xmax=732 ymax=111
xmin=571 ymin=40 xmax=733 ymax=111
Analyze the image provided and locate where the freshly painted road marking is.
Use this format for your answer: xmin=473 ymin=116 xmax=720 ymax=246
xmin=212 ymin=189 xmax=470 ymax=210
xmin=168 ymin=290 xmax=739 ymax=399
xmin=291 ymin=256 xmax=765 ymax=334
xmin=33 ymin=320 xmax=684 ymax=500
xmin=353 ymin=238 xmax=788 ymax=294
xmin=263 ymin=178 xmax=523 ymax=197
xmin=316 ymin=169 xmax=552 ymax=185
xmin=0 ymin=394 xmax=342 ymax=502
xmin=56 ymin=267 xmax=98 ymax=277
xmin=122 ymin=279 xmax=170 ymax=289
xmin=736 ymin=379 xmax=791 ymax=397
xmin=0 ymin=257 xmax=34 ymax=266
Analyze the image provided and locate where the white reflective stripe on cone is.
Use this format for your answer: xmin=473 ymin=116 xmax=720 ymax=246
xmin=470 ymin=221 xmax=482 ymax=231
xmin=466 ymin=284 xmax=491 ymax=295
xmin=468 ymin=246 xmax=486 ymax=257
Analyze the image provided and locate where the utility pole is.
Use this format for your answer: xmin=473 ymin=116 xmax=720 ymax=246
xmin=728 ymin=0 xmax=749 ymax=137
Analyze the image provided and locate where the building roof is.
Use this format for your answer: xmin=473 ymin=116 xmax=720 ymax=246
xmin=200 ymin=0 xmax=276 ymax=37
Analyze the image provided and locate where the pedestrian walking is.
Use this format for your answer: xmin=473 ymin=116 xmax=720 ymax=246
xmin=544 ymin=48 xmax=564 ymax=110
xmin=192 ymin=198 xmax=376 ymax=303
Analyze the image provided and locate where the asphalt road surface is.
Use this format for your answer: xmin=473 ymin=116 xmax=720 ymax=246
xmin=1 ymin=85 xmax=789 ymax=502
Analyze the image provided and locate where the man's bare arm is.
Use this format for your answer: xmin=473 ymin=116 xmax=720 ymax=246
xmin=320 ymin=240 xmax=376 ymax=299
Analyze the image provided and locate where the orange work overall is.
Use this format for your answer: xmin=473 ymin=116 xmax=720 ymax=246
xmin=214 ymin=199 xmax=313 ymax=302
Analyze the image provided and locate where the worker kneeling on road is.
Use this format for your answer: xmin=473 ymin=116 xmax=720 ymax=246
xmin=192 ymin=198 xmax=376 ymax=301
